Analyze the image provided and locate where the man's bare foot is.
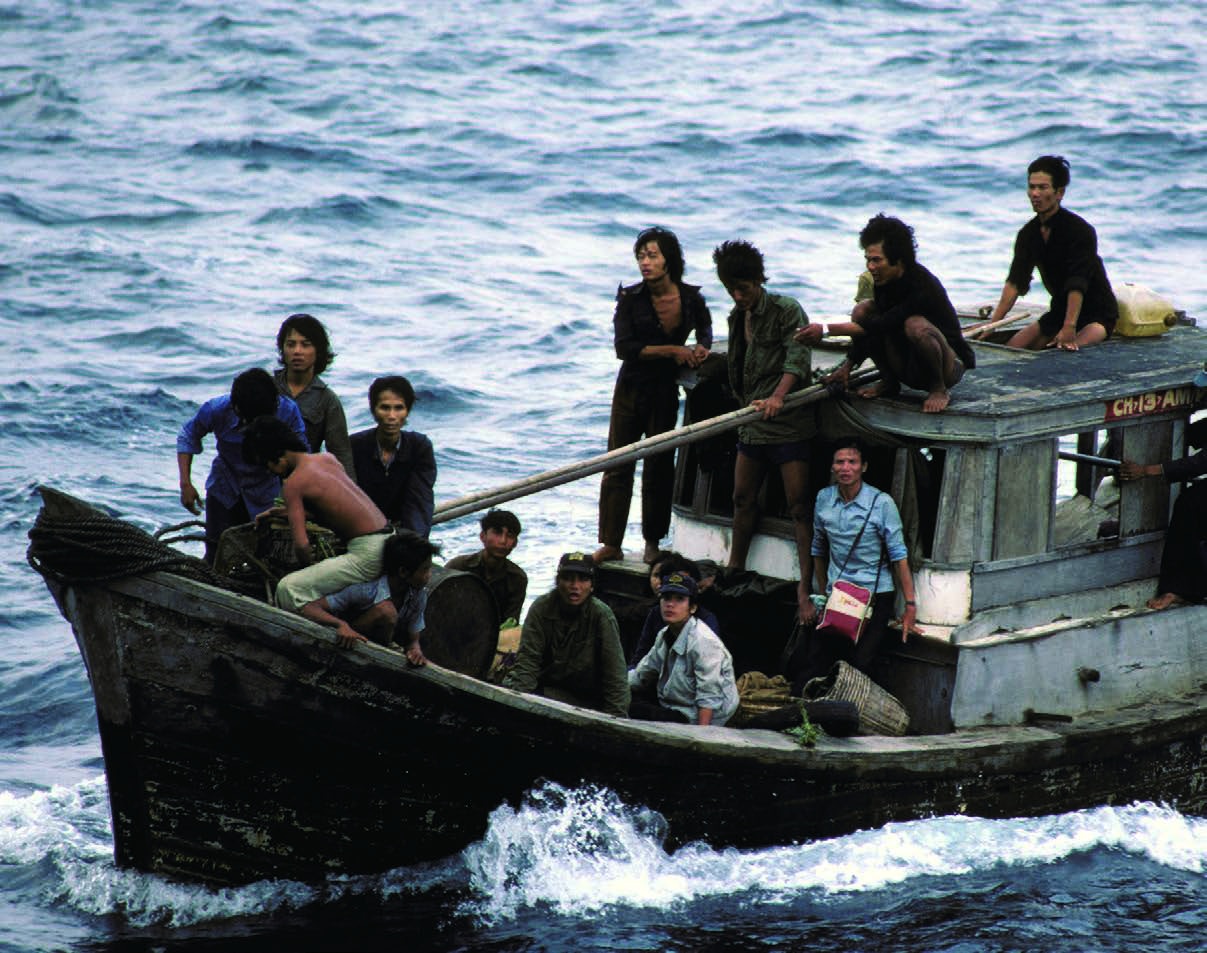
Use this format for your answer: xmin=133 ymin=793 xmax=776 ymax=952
xmin=856 ymin=381 xmax=899 ymax=399
xmin=1146 ymin=592 xmax=1188 ymax=611
xmin=922 ymin=390 xmax=951 ymax=413
xmin=593 ymin=545 xmax=623 ymax=564
xmin=643 ymin=541 xmax=662 ymax=564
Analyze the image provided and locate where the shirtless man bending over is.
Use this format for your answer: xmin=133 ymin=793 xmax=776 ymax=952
xmin=241 ymin=415 xmax=395 ymax=646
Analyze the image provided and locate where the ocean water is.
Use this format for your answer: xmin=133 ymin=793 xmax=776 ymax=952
xmin=1 ymin=1 xmax=1204 ymax=950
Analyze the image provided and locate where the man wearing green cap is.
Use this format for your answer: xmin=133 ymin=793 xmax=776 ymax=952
xmin=503 ymin=552 xmax=630 ymax=716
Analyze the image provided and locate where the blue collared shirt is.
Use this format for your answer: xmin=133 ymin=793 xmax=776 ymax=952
xmin=176 ymin=395 xmax=306 ymax=513
xmin=811 ymin=482 xmax=907 ymax=594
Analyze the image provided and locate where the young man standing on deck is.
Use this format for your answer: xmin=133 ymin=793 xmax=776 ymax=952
xmin=241 ymin=415 xmax=395 ymax=646
xmin=990 ymin=155 xmax=1118 ymax=352
xmin=714 ymin=239 xmax=824 ymax=624
xmin=807 ymin=214 xmax=974 ymax=414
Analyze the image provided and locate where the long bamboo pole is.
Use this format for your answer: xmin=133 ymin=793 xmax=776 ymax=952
xmin=432 ymin=367 xmax=880 ymax=525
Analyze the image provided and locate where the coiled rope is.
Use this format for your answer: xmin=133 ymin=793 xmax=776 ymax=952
xmin=27 ymin=508 xmax=233 ymax=589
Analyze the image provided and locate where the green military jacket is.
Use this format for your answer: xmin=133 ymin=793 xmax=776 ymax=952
xmin=503 ymin=591 xmax=630 ymax=717
xmin=445 ymin=551 xmax=528 ymax=624
xmin=726 ymin=290 xmax=815 ymax=444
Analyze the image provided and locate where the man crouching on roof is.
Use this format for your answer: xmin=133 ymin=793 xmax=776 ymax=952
xmin=804 ymin=214 xmax=974 ymax=414
xmin=242 ymin=415 xmax=395 ymax=646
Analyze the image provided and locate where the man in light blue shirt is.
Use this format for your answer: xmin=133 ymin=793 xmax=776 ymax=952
xmin=793 ymin=438 xmax=917 ymax=691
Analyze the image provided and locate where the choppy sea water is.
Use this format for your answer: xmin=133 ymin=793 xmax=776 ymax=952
xmin=1 ymin=1 xmax=1204 ymax=950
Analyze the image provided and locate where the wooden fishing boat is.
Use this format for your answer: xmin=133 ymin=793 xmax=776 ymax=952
xmin=28 ymin=322 xmax=1207 ymax=886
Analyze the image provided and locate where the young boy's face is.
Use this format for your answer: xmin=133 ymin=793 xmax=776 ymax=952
xmin=481 ymin=526 xmax=518 ymax=559
xmin=402 ymin=558 xmax=433 ymax=589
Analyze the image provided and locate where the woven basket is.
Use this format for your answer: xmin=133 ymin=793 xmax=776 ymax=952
xmin=803 ymin=661 xmax=909 ymax=736
xmin=731 ymin=671 xmax=796 ymax=727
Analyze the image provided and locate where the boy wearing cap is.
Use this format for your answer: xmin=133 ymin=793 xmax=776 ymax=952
xmin=503 ymin=552 xmax=630 ymax=717
xmin=446 ymin=509 xmax=528 ymax=625
xmin=629 ymin=572 xmax=739 ymax=726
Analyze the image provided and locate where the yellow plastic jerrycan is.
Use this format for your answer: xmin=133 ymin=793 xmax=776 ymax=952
xmin=1114 ymin=283 xmax=1177 ymax=337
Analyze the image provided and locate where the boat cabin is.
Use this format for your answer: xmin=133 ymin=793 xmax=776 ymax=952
xmin=600 ymin=326 xmax=1206 ymax=734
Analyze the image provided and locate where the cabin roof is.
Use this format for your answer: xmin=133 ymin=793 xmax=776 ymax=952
xmin=850 ymin=326 xmax=1205 ymax=444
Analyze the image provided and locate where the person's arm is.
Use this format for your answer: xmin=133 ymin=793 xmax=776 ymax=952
xmin=752 ymin=371 xmax=801 ymax=419
xmin=393 ymin=591 xmax=428 ymax=666
xmin=1125 ymin=449 xmax=1207 ymax=484
xmin=891 ymin=557 xmax=917 ymax=642
xmin=283 ymin=480 xmax=312 ymax=564
xmin=690 ymin=628 xmax=731 ymax=725
xmin=302 ymin=598 xmax=367 ymax=648
xmin=177 ymin=452 xmax=202 ymax=514
xmin=692 ymin=291 xmax=714 ymax=352
xmin=397 ymin=434 xmax=437 ymax=535
xmin=1048 ymin=289 xmax=1084 ymax=350
xmin=628 ymin=630 xmax=663 ymax=690
xmin=175 ymin=403 xmax=212 ymax=514
xmin=1119 ymin=460 xmax=1162 ymax=481
xmin=503 ymin=606 xmax=547 ymax=693
xmin=596 ymin=608 xmax=631 ymax=717
xmin=810 ymin=503 xmax=830 ymax=594
xmin=502 ymin=565 xmax=528 ymax=624
xmin=321 ymin=391 xmax=356 ymax=479
xmin=986 ymin=281 xmax=1021 ymax=324
xmin=754 ymin=300 xmax=810 ymax=418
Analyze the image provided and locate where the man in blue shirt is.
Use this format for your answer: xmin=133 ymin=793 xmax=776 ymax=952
xmin=792 ymin=438 xmax=918 ymax=691
xmin=176 ymin=367 xmax=307 ymax=563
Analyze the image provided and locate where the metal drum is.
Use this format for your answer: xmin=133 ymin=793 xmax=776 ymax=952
xmin=422 ymin=567 xmax=498 ymax=679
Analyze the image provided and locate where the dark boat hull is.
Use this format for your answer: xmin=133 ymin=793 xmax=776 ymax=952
xmin=48 ymin=561 xmax=1207 ymax=885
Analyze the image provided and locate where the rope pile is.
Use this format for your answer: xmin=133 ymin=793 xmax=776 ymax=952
xmin=27 ymin=509 xmax=232 ymax=589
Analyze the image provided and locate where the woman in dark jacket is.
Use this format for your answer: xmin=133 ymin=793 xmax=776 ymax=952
xmin=594 ymin=227 xmax=713 ymax=565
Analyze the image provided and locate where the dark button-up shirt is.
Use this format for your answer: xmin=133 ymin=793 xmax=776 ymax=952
xmin=273 ymin=370 xmax=354 ymax=477
xmin=1006 ymin=206 xmax=1117 ymax=328
xmin=850 ymin=263 xmax=975 ymax=371
xmin=614 ymin=280 xmax=712 ymax=389
xmin=349 ymin=428 xmax=436 ymax=536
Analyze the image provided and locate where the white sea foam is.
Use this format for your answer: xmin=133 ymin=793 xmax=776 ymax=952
xmin=460 ymin=781 xmax=1207 ymax=922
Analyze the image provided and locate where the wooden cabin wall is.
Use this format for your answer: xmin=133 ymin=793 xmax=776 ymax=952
xmin=930 ymin=446 xmax=996 ymax=564
xmin=1119 ymin=419 xmax=1175 ymax=537
xmin=993 ymin=439 xmax=1055 ymax=559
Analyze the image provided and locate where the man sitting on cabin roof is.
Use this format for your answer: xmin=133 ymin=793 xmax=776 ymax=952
xmin=714 ymin=239 xmax=825 ymax=626
xmin=176 ymin=367 xmax=307 ymax=565
xmin=991 ymin=155 xmax=1118 ymax=352
xmin=503 ymin=552 xmax=630 ymax=717
xmin=807 ymin=214 xmax=974 ymax=414
xmin=241 ymin=415 xmax=396 ymax=645
xmin=318 ymin=530 xmax=442 ymax=663
xmin=1119 ymin=374 xmax=1207 ymax=610
xmin=446 ymin=508 xmax=528 ymax=626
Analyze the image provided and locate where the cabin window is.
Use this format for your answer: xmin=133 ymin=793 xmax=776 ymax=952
xmin=1053 ymin=421 xmax=1175 ymax=549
